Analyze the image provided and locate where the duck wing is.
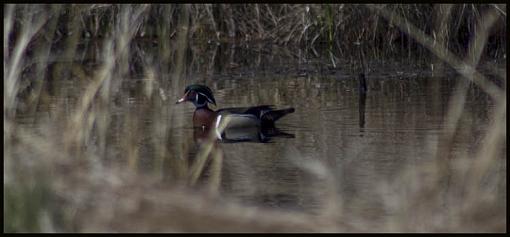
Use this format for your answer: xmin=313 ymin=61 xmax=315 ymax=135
xmin=216 ymin=105 xmax=274 ymax=117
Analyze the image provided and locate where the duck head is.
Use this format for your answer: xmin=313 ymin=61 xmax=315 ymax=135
xmin=176 ymin=84 xmax=216 ymax=108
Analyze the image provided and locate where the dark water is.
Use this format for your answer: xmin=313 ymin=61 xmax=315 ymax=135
xmin=183 ymin=70 xmax=498 ymax=213
xmin=14 ymin=41 xmax=505 ymax=225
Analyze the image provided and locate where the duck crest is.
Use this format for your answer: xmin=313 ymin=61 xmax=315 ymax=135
xmin=185 ymin=84 xmax=216 ymax=106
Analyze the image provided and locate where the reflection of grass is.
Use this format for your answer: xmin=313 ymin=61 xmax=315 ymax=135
xmin=4 ymin=4 xmax=506 ymax=232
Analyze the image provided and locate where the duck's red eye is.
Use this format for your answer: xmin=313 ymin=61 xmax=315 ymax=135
xmin=188 ymin=91 xmax=196 ymax=98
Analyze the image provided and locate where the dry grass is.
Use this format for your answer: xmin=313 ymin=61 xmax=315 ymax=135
xmin=4 ymin=4 xmax=506 ymax=232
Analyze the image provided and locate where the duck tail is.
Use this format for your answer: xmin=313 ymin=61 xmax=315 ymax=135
xmin=262 ymin=108 xmax=295 ymax=123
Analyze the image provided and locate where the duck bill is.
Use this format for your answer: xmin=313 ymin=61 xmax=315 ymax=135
xmin=176 ymin=96 xmax=187 ymax=104
xmin=176 ymin=91 xmax=190 ymax=104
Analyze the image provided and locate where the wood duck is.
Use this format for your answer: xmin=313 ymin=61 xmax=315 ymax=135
xmin=176 ymin=84 xmax=295 ymax=142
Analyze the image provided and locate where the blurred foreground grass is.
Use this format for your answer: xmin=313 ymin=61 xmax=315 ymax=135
xmin=4 ymin=4 xmax=506 ymax=232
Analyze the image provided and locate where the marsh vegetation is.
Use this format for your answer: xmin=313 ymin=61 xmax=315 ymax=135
xmin=4 ymin=4 xmax=506 ymax=232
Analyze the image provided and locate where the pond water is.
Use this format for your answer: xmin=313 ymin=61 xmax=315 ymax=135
xmin=178 ymin=65 xmax=501 ymax=217
xmin=13 ymin=41 xmax=505 ymax=227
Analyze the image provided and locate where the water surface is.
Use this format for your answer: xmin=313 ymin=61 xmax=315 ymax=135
xmin=13 ymin=42 xmax=505 ymax=226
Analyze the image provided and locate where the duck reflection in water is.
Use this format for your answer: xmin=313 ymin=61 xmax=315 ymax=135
xmin=177 ymin=84 xmax=295 ymax=143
